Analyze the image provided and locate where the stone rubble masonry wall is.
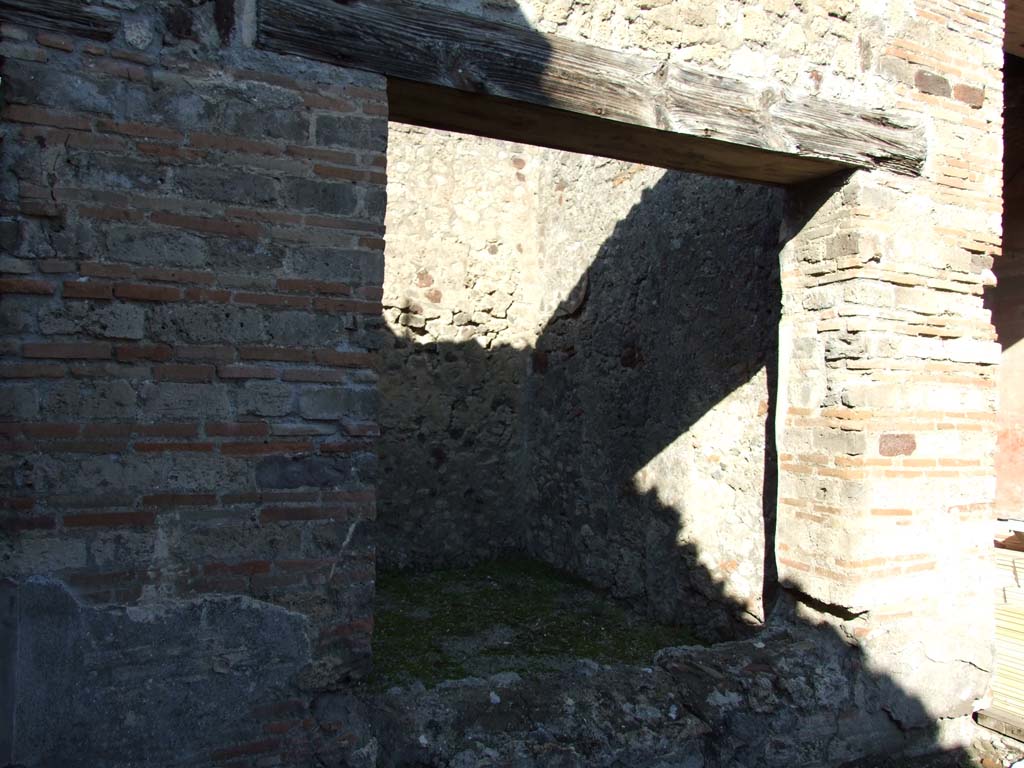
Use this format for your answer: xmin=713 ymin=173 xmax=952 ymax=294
xmin=0 ymin=2 xmax=388 ymax=765
xmin=381 ymin=124 xmax=781 ymax=636
xmin=523 ymin=156 xmax=779 ymax=636
xmin=379 ymin=125 xmax=542 ymax=569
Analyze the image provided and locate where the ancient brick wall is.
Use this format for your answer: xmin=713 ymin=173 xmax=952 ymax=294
xmin=769 ymin=2 xmax=1003 ymax=726
xmin=380 ymin=125 xmax=781 ymax=635
xmin=0 ymin=3 xmax=388 ymax=764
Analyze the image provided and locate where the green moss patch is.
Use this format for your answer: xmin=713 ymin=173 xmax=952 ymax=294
xmin=369 ymin=557 xmax=703 ymax=688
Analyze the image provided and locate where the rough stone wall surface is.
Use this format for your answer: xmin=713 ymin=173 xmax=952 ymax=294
xmin=325 ymin=612 xmax=969 ymax=767
xmin=379 ymin=125 xmax=543 ymax=568
xmin=381 ymin=124 xmax=781 ymax=634
xmin=0 ymin=2 xmax=387 ymax=765
xmin=522 ymin=159 xmax=780 ymax=635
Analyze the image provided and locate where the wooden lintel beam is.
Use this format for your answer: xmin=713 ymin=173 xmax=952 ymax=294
xmin=0 ymin=0 xmax=120 ymax=41
xmin=386 ymin=79 xmax=839 ymax=186
xmin=257 ymin=0 xmax=926 ymax=185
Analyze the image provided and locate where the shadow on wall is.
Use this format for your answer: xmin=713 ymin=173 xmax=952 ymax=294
xmin=988 ymin=53 xmax=1024 ymax=350
xmin=372 ymin=2 xmax=976 ymax=763
xmin=379 ymin=164 xmax=781 ymax=640
xmin=373 ymin=160 xmax=976 ymax=765
xmin=521 ymin=170 xmax=781 ymax=638
xmin=375 ymin=0 xmax=784 ymax=640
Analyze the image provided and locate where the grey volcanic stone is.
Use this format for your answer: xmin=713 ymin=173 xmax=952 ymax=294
xmin=256 ymin=454 xmax=353 ymax=489
xmin=8 ymin=578 xmax=311 ymax=768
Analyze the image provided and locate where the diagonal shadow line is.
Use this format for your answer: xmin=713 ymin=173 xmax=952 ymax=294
xmin=374 ymin=139 xmax=972 ymax=763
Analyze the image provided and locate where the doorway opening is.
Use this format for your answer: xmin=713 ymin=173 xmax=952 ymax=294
xmin=373 ymin=122 xmax=783 ymax=686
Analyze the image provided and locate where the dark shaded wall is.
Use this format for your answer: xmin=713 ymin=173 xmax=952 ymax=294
xmin=0 ymin=3 xmax=387 ymax=765
xmin=991 ymin=53 xmax=1024 ymax=517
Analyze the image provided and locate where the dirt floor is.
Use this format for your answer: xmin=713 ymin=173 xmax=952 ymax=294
xmin=370 ymin=557 xmax=702 ymax=688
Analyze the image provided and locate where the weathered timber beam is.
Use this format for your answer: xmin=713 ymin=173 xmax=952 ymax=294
xmin=386 ymin=80 xmax=840 ymax=185
xmin=0 ymin=0 xmax=120 ymax=41
xmin=256 ymin=0 xmax=926 ymax=185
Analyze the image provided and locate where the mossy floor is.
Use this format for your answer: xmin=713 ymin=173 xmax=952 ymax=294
xmin=369 ymin=557 xmax=702 ymax=688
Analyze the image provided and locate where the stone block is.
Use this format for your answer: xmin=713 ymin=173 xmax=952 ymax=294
xmin=12 ymin=535 xmax=89 ymax=574
xmin=953 ymin=83 xmax=984 ymax=108
xmin=123 ymin=75 xmax=308 ymax=141
xmin=843 ymin=280 xmax=895 ymax=307
xmin=161 ymin=452 xmax=252 ymax=492
xmin=298 ymin=386 xmax=378 ymax=421
xmin=30 ymin=452 xmax=159 ymax=495
xmin=38 ymin=303 xmax=88 ymax=336
xmin=0 ymin=297 xmax=41 ymax=335
xmin=284 ymin=179 xmax=358 ymax=216
xmin=69 ymin=152 xmax=169 ymax=195
xmin=141 ymin=382 xmax=231 ymax=418
xmin=363 ymin=186 xmax=387 ymax=219
xmin=0 ymin=384 xmax=38 ymax=420
xmin=2 ymin=59 xmax=119 ymax=115
xmin=90 ymin=304 xmax=146 ymax=341
xmin=238 ymin=381 xmax=294 ymax=417
xmin=0 ymin=256 xmax=32 ymax=274
xmin=315 ymin=116 xmax=387 ymax=151
xmin=879 ymin=433 xmax=916 ymax=457
xmin=173 ymin=167 xmax=280 ymax=206
xmin=221 ymin=104 xmax=309 ymax=143
xmin=208 ymin=238 xmax=286 ymax=275
xmin=285 ymin=246 xmax=384 ymax=284
xmin=107 ymin=226 xmax=210 ymax=268
xmin=44 ymin=381 xmax=138 ymax=420
xmin=255 ymin=454 xmax=354 ymax=489
xmin=170 ymin=520 xmax=303 ymax=564
xmin=0 ymin=219 xmax=20 ymax=252
xmin=813 ymin=427 xmax=867 ymax=455
xmin=265 ymin=311 xmax=348 ymax=347
xmin=915 ymin=69 xmax=951 ymax=97
xmin=149 ymin=304 xmax=266 ymax=345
